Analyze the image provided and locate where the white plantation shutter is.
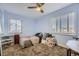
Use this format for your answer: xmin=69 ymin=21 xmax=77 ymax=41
xmin=69 ymin=12 xmax=75 ymax=33
xmin=10 ymin=19 xmax=21 ymax=33
xmin=10 ymin=19 xmax=17 ymax=33
xmin=17 ymin=20 xmax=21 ymax=32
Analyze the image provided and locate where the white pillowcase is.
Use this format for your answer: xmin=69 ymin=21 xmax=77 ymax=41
xmin=46 ymin=37 xmax=56 ymax=47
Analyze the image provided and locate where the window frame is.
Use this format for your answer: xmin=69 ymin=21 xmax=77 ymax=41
xmin=51 ymin=12 xmax=75 ymax=35
xmin=9 ymin=19 xmax=22 ymax=34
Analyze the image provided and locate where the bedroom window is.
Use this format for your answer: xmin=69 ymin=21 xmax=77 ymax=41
xmin=51 ymin=12 xmax=75 ymax=34
xmin=68 ymin=12 xmax=75 ymax=33
xmin=61 ymin=15 xmax=67 ymax=33
xmin=51 ymin=18 xmax=56 ymax=33
xmin=9 ymin=19 xmax=21 ymax=33
xmin=56 ymin=17 xmax=61 ymax=33
xmin=16 ymin=20 xmax=21 ymax=33
xmin=10 ymin=19 xmax=17 ymax=33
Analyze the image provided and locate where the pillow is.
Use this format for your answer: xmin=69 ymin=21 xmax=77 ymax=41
xmin=46 ymin=37 xmax=57 ymax=47
xmin=19 ymin=37 xmax=30 ymax=48
xmin=34 ymin=32 xmax=43 ymax=43
xmin=30 ymin=36 xmax=39 ymax=45
xmin=43 ymin=33 xmax=52 ymax=40
xmin=24 ymin=40 xmax=33 ymax=48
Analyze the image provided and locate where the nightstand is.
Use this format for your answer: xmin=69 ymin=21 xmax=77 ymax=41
xmin=14 ymin=34 xmax=20 ymax=44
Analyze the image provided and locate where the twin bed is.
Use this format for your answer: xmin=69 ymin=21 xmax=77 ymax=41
xmin=2 ymin=43 xmax=67 ymax=56
xmin=2 ymin=36 xmax=67 ymax=56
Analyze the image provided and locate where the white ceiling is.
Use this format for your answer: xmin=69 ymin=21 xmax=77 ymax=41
xmin=0 ymin=3 xmax=71 ymax=19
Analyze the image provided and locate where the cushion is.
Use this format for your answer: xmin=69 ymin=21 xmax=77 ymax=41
xmin=30 ymin=36 xmax=39 ymax=45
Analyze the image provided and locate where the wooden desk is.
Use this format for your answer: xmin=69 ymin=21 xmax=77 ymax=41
xmin=66 ymin=40 xmax=79 ymax=56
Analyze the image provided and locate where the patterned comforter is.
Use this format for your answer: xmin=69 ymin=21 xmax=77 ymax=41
xmin=2 ymin=43 xmax=67 ymax=56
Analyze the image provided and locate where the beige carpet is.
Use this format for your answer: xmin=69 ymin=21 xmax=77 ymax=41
xmin=2 ymin=44 xmax=67 ymax=56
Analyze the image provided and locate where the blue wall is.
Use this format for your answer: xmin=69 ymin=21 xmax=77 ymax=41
xmin=0 ymin=9 xmax=35 ymax=36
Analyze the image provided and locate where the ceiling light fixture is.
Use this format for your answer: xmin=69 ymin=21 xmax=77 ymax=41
xmin=27 ymin=3 xmax=44 ymax=13
xmin=36 ymin=7 xmax=41 ymax=11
